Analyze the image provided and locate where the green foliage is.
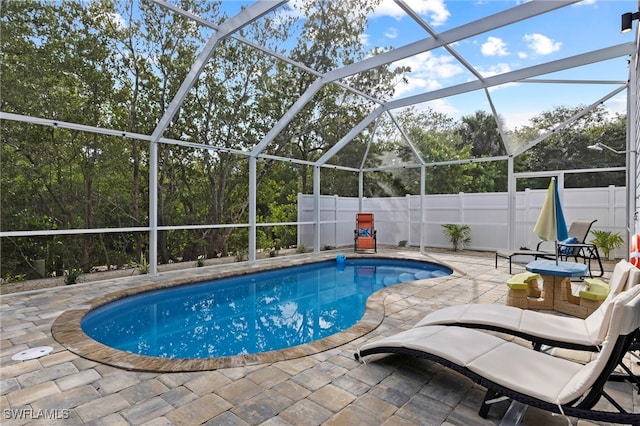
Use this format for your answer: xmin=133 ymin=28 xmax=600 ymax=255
xmin=398 ymin=240 xmax=408 ymax=247
xmin=64 ymin=269 xmax=82 ymax=285
xmin=0 ymin=1 xmax=628 ymax=282
xmin=589 ymin=230 xmax=624 ymax=259
xmin=385 ymin=107 xmax=508 ymax=195
xmin=3 ymin=274 xmax=26 ymax=283
xmin=134 ymin=254 xmax=150 ymax=275
xmin=234 ymin=249 xmax=247 ymax=263
xmin=441 ymin=224 xmax=471 ymax=251
xmin=515 ymin=106 xmax=626 ymax=189
xmin=296 ymin=245 xmax=308 ymax=254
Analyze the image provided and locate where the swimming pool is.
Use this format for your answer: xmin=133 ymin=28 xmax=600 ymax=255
xmin=81 ymin=258 xmax=451 ymax=360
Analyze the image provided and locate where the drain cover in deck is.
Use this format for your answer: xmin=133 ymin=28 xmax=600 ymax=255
xmin=12 ymin=346 xmax=53 ymax=361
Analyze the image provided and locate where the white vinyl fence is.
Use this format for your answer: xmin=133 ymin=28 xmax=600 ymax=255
xmin=297 ymin=186 xmax=628 ymax=259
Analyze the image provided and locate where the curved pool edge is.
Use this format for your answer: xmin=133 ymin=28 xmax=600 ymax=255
xmin=51 ymin=251 xmax=457 ymax=372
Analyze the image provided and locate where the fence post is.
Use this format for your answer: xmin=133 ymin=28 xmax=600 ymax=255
xmin=406 ymin=194 xmax=411 ymax=246
xmin=608 ymin=185 xmax=616 ymax=231
xmin=334 ymin=194 xmax=339 ymax=248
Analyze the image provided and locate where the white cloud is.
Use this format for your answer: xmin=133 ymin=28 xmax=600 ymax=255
xmin=395 ymin=51 xmax=464 ymax=79
xmin=481 ymin=36 xmax=509 ymax=57
xmin=478 ymin=63 xmax=512 ymax=78
xmin=372 ymin=0 xmax=450 ymax=26
xmin=604 ymin=95 xmax=627 ymax=117
xmin=384 ymin=27 xmax=399 ymax=39
xmin=391 ymin=52 xmax=464 ymax=98
xmin=393 ymin=76 xmax=442 ymax=98
xmin=523 ymin=33 xmax=562 ymax=56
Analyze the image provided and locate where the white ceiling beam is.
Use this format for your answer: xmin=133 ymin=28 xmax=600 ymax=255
xmin=323 ymin=0 xmax=578 ymax=83
xmin=148 ymin=1 xmax=286 ymax=144
xmin=250 ymin=78 xmax=325 ymax=156
xmin=316 ymin=107 xmax=385 ymax=165
xmin=393 ymin=0 xmax=485 ymax=82
xmin=152 ymin=0 xmax=384 ymax=106
xmin=383 ymin=42 xmax=636 ymax=111
xmin=513 ymin=84 xmax=628 ymax=157
xmin=386 ymin=110 xmax=425 ymax=165
xmin=520 ymin=79 xmax=627 ymax=84
xmin=313 ymin=42 xmax=634 ymax=169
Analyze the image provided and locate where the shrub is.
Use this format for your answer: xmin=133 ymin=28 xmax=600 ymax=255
xmin=441 ymin=224 xmax=471 ymax=251
xmin=590 ymin=229 xmax=624 ymax=259
xmin=64 ymin=269 xmax=82 ymax=285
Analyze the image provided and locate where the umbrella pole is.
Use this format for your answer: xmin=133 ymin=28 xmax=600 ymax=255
xmin=555 ymin=240 xmax=559 ymax=265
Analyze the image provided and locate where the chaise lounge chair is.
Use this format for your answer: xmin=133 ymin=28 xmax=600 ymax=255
xmin=418 ymin=260 xmax=638 ymax=351
xmin=496 ymin=219 xmax=602 ymax=276
xmin=355 ymin=286 xmax=640 ymax=423
xmin=413 ymin=259 xmax=640 ymax=393
xmin=354 ymin=213 xmax=377 ymax=253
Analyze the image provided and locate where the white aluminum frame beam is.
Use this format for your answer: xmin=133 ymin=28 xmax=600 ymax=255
xmin=314 ymin=43 xmax=635 ymax=169
xmin=147 ymin=1 xmax=286 ymax=274
xmin=323 ymin=1 xmax=577 ymax=83
xmin=255 ymin=0 xmax=576 ymax=161
xmin=152 ymin=0 xmax=384 ymax=106
xmin=383 ymin=43 xmax=635 ymax=112
xmin=394 ymin=0 xmax=486 ymax=82
xmin=513 ymin=84 xmax=629 ymax=157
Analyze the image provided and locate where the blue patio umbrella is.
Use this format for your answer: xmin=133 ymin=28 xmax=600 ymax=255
xmin=533 ymin=177 xmax=569 ymax=264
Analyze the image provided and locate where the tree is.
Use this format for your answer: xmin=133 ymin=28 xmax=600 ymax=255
xmin=456 ymin=110 xmax=506 ymax=157
xmin=515 ymin=105 xmax=625 ymax=189
xmin=1 ymin=1 xmax=133 ymax=274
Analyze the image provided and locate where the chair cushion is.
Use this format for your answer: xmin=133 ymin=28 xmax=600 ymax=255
xmin=579 ymin=279 xmax=610 ymax=301
xmin=559 ymin=237 xmax=577 ymax=254
xmin=358 ymin=228 xmax=371 ymax=237
xmin=507 ymin=272 xmax=539 ymax=290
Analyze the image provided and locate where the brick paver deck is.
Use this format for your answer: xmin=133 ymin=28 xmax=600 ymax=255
xmin=1 ymin=250 xmax=636 ymax=425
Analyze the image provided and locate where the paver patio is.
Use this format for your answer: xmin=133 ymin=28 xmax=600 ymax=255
xmin=1 ymin=249 xmax=637 ymax=425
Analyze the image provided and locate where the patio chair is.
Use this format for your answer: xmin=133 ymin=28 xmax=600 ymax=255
xmin=538 ymin=219 xmax=603 ymax=277
xmin=354 ymin=213 xmax=377 ymax=253
xmin=495 ymin=219 xmax=603 ymax=276
xmin=355 ymin=285 xmax=640 ymax=424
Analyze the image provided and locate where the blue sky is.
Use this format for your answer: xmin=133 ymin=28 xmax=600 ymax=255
xmin=360 ymin=0 xmax=635 ymax=129
xmin=218 ymin=0 xmax=634 ymax=130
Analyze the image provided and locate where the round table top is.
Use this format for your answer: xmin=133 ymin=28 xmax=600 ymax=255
xmin=525 ymin=259 xmax=589 ymax=277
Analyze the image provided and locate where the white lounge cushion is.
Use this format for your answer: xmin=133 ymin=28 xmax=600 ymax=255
xmin=415 ymin=260 xmax=639 ymax=348
xmin=360 ymin=326 xmax=583 ymax=404
xmin=558 ymin=286 xmax=640 ymax=401
xmin=358 ymin=285 xmax=640 ymax=406
xmin=359 ymin=326 xmax=505 ymax=366
xmin=584 ymin=260 xmax=634 ymax=342
xmin=415 ymin=304 xmax=524 ymax=330
xmin=466 ymin=337 xmax=583 ymax=404
xmin=518 ymin=311 xmax=592 ymax=345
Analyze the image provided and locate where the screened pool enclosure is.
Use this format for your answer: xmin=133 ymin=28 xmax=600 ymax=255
xmin=1 ymin=0 xmax=639 ymax=277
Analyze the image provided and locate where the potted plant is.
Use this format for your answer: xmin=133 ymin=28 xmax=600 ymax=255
xmin=589 ymin=229 xmax=624 ymax=259
xmin=441 ymin=224 xmax=471 ymax=251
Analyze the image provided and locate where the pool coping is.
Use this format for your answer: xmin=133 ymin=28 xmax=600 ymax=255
xmin=51 ymin=251 xmax=459 ymax=372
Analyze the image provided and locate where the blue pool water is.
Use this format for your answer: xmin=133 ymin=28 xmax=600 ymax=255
xmin=82 ymin=258 xmax=451 ymax=359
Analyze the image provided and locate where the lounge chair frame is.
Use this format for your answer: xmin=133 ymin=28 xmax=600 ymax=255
xmin=355 ymin=330 xmax=638 ymax=423
xmin=495 ymin=219 xmax=603 ymax=277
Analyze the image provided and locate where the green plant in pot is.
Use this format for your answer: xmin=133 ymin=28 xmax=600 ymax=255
xmin=589 ymin=229 xmax=624 ymax=259
xmin=441 ymin=224 xmax=471 ymax=251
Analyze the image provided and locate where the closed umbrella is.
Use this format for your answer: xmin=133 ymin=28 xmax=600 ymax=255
xmin=533 ymin=177 xmax=568 ymax=264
